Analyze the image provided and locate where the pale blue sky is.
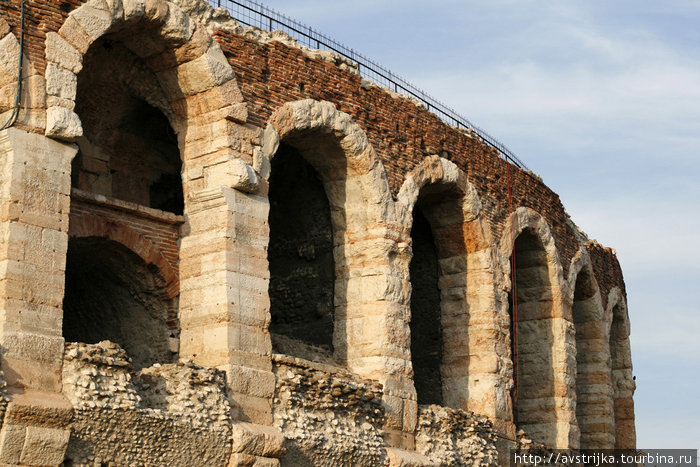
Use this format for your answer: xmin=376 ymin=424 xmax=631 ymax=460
xmin=241 ymin=0 xmax=700 ymax=448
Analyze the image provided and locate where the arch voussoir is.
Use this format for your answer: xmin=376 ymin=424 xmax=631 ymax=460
xmin=46 ymin=0 xmax=241 ymax=144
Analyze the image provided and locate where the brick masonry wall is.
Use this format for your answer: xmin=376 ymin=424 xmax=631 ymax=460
xmin=68 ymin=191 xmax=182 ymax=286
xmin=0 ymin=0 xmax=86 ymax=76
xmin=586 ymin=240 xmax=627 ymax=309
xmin=0 ymin=0 xmax=626 ymax=301
xmin=214 ymin=31 xmax=593 ymax=282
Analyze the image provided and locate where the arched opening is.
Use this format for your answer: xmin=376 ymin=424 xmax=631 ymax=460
xmin=409 ymin=205 xmax=443 ymax=405
xmin=407 ymin=176 xmax=469 ymax=409
xmin=268 ymin=142 xmax=335 ymax=361
xmin=610 ymin=301 xmax=635 ymax=449
xmin=509 ymin=228 xmax=555 ymax=440
xmin=62 ymin=237 xmax=175 ymax=370
xmin=72 ymin=37 xmax=183 ymax=215
xmin=572 ymin=267 xmax=613 ymax=448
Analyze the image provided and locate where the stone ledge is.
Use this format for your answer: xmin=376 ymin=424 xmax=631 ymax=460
xmin=271 ymin=352 xmax=347 ymax=378
xmin=71 ymin=188 xmax=185 ymax=225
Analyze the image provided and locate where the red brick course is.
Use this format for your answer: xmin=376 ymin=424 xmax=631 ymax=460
xmin=68 ymin=190 xmax=182 ymax=299
xmin=214 ymin=32 xmax=587 ymax=281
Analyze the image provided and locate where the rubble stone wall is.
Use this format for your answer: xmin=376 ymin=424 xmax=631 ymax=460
xmin=272 ymin=353 xmax=500 ymax=467
xmin=62 ymin=341 xmax=233 ymax=466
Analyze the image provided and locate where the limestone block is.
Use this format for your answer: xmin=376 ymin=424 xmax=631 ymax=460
xmin=1 ymin=331 xmax=64 ymax=365
xmin=0 ymin=424 xmax=25 ymax=465
xmin=0 ymin=17 xmax=9 ymax=37
xmin=45 ymin=62 xmax=77 ymax=101
xmin=402 ymin=397 xmax=418 ymax=432
xmin=122 ymin=0 xmax=146 ymax=22
xmin=144 ymin=0 xmax=169 ymax=24
xmin=18 ymin=74 xmax=46 ymax=111
xmin=174 ymin=22 xmax=212 ymax=61
xmin=228 ymin=453 xmax=280 ymax=467
xmin=0 ymin=34 xmax=20 ymax=87
xmin=71 ymin=1 xmax=114 ymax=42
xmin=382 ymin=393 xmax=404 ymax=430
xmin=159 ymin=41 xmax=234 ymax=97
xmin=19 ymin=426 xmax=70 ymax=466
xmin=105 ymin=0 xmax=125 ymax=21
xmin=45 ymin=106 xmax=83 ymax=140
xmin=46 ymin=95 xmax=74 ymax=111
xmin=228 ymin=453 xmax=256 ymax=466
xmin=214 ymin=158 xmax=259 ymax=193
xmin=158 ymin=2 xmax=195 ymax=47
xmin=261 ymin=123 xmax=279 ymax=160
xmin=252 ymin=147 xmax=271 ymax=181
xmin=225 ymin=102 xmax=249 ymax=123
xmin=222 ymin=187 xmax=269 ymax=220
xmin=57 ymin=16 xmax=92 ymax=55
xmin=0 ymin=75 xmax=46 ymax=115
xmin=386 ymin=447 xmax=431 ymax=467
xmin=230 ymin=422 xmax=285 ymax=458
xmin=45 ymin=32 xmax=83 ymax=75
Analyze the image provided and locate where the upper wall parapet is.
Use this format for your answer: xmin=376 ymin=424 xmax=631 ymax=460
xmin=171 ymin=0 xmax=360 ymax=74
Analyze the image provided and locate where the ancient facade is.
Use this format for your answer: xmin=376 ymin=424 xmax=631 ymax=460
xmin=0 ymin=0 xmax=635 ymax=465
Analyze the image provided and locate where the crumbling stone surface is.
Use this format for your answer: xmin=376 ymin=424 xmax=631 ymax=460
xmin=415 ymin=405 xmax=499 ymax=466
xmin=272 ymin=354 xmax=506 ymax=466
xmin=273 ymin=355 xmax=387 ymax=466
xmin=172 ymin=0 xmax=360 ymax=74
xmin=0 ymin=371 xmax=9 ymax=430
xmin=62 ymin=341 xmax=232 ymax=466
xmin=271 ymin=334 xmax=336 ymax=367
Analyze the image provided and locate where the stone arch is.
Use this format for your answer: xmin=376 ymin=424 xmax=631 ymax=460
xmin=45 ymin=0 xmax=254 ymax=375
xmin=568 ymin=248 xmax=613 ymax=448
xmin=263 ymin=99 xmax=394 ymax=370
xmin=43 ymin=0 xmax=247 ymax=171
xmin=64 ymin=219 xmax=178 ymax=369
xmin=604 ymin=288 xmax=636 ymax=449
xmin=499 ymin=207 xmax=575 ymax=448
xmin=68 ymin=214 xmax=179 ymax=297
xmin=396 ymin=156 xmax=504 ymax=420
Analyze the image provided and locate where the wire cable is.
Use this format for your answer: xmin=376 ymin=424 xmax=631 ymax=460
xmin=0 ymin=0 xmax=25 ymax=131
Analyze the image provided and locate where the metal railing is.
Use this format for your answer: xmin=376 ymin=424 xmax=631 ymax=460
xmin=211 ymin=0 xmax=529 ymax=170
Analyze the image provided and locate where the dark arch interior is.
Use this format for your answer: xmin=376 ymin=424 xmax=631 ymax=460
xmin=509 ymin=229 xmax=554 ymax=432
xmin=409 ymin=206 xmax=443 ymax=405
xmin=268 ymin=143 xmax=335 ymax=357
xmin=73 ymin=37 xmax=183 ymax=215
xmin=62 ymin=237 xmax=175 ymax=370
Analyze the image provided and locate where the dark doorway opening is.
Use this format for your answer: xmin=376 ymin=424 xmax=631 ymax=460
xmin=409 ymin=206 xmax=443 ymax=405
xmin=62 ymin=237 xmax=174 ymax=369
xmin=268 ymin=143 xmax=335 ymax=357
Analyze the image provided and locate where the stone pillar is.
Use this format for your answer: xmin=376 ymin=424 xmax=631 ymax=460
xmin=0 ymin=128 xmax=75 ymax=464
xmin=335 ymin=224 xmax=418 ymax=451
xmin=611 ymin=317 xmax=636 ymax=449
xmin=179 ymin=186 xmax=275 ymax=426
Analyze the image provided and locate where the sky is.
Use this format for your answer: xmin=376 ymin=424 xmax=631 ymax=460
xmin=236 ymin=0 xmax=700 ymax=448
